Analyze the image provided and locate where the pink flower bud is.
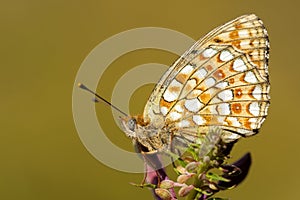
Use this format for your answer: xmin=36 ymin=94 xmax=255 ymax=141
xmin=185 ymin=161 xmax=200 ymax=172
xmin=177 ymin=173 xmax=195 ymax=184
xmin=178 ymin=185 xmax=194 ymax=197
xmin=160 ymin=180 xmax=174 ymax=189
xmin=154 ymin=188 xmax=172 ymax=200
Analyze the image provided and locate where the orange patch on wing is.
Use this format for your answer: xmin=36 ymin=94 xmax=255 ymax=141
xmin=232 ymin=40 xmax=241 ymax=49
xmin=246 ymin=102 xmax=252 ymax=115
xmin=229 ymin=30 xmax=239 ymax=39
xmin=205 ymin=65 xmax=213 ymax=71
xmin=234 ymin=88 xmax=243 ymax=98
xmin=239 ymin=73 xmax=247 ymax=83
xmin=197 ymin=86 xmax=205 ymax=91
xmin=176 ymin=73 xmax=188 ymax=84
xmin=228 ymin=78 xmax=235 ymax=84
xmin=160 ymin=98 xmax=173 ymax=108
xmin=248 ymin=85 xmax=256 ymax=99
xmin=252 ymin=60 xmax=262 ymax=68
xmin=231 ymin=103 xmax=242 ymax=114
xmin=243 ymin=119 xmax=252 ymax=130
xmin=216 ymin=55 xmax=222 ymax=63
xmin=235 ymin=23 xmax=243 ymax=29
xmin=184 ymin=82 xmax=194 ymax=91
xmin=213 ymin=69 xmax=225 ymax=80
xmin=199 ymin=53 xmax=206 ymax=61
xmin=169 ymin=85 xmax=180 ymax=93
xmin=199 ymin=93 xmax=210 ymax=104
xmin=225 ymin=117 xmax=232 ymax=126
xmin=202 ymin=115 xmax=213 ymax=123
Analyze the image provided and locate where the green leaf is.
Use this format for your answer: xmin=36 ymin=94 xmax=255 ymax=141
xmin=176 ymin=158 xmax=187 ymax=168
xmin=206 ymin=172 xmax=230 ymax=182
xmin=185 ymin=146 xmax=200 ymax=161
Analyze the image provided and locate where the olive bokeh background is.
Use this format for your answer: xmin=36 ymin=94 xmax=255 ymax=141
xmin=2 ymin=0 xmax=299 ymax=199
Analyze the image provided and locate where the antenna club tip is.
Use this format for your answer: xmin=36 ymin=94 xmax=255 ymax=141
xmin=78 ymin=83 xmax=88 ymax=90
xmin=77 ymin=82 xmax=128 ymax=116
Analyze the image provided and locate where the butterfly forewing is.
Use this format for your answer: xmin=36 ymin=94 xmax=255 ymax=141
xmin=143 ymin=14 xmax=270 ymax=143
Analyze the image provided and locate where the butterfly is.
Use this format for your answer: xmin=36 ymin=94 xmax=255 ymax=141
xmin=119 ymin=14 xmax=270 ymax=155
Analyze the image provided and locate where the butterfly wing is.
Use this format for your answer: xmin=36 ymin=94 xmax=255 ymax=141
xmin=143 ymin=14 xmax=270 ymax=143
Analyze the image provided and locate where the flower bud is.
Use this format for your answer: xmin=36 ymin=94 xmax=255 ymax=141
xmin=208 ymin=183 xmax=219 ymax=191
xmin=154 ymin=188 xmax=172 ymax=200
xmin=176 ymin=165 xmax=187 ymax=174
xmin=177 ymin=174 xmax=194 ymax=184
xmin=159 ymin=180 xmax=174 ymax=189
xmin=185 ymin=161 xmax=200 ymax=172
xmin=198 ymin=173 xmax=205 ymax=180
xmin=203 ymin=156 xmax=210 ymax=163
xmin=178 ymin=185 xmax=194 ymax=197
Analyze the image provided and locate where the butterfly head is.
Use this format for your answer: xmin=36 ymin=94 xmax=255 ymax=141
xmin=119 ymin=117 xmax=137 ymax=139
xmin=119 ymin=115 xmax=149 ymax=139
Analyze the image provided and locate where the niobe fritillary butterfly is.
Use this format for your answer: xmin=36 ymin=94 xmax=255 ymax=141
xmin=79 ymin=13 xmax=270 ymax=163
xmin=119 ymin=14 xmax=270 ymax=154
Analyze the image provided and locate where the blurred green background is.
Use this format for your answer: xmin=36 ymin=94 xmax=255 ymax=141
xmin=1 ymin=0 xmax=299 ymax=199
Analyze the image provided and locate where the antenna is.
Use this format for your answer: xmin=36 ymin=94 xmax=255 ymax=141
xmin=78 ymin=83 xmax=128 ymax=116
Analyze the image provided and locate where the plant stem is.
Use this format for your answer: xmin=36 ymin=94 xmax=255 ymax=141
xmin=186 ymin=163 xmax=210 ymax=200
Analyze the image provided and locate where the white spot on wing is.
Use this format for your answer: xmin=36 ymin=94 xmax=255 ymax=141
xmin=217 ymin=116 xmax=225 ymax=123
xmin=244 ymin=71 xmax=258 ymax=83
xmin=217 ymin=103 xmax=231 ymax=115
xmin=187 ymin=89 xmax=202 ymax=99
xmin=163 ymin=79 xmax=182 ymax=102
xmin=223 ymin=132 xmax=241 ymax=141
xmin=184 ymin=98 xmax=203 ymax=112
xmin=180 ymin=79 xmax=197 ymax=98
xmin=250 ymin=28 xmax=258 ymax=36
xmin=220 ymin=50 xmax=234 ymax=62
xmin=227 ymin=117 xmax=241 ymax=127
xmin=259 ymin=118 xmax=266 ymax=126
xmin=174 ymin=104 xmax=183 ymax=112
xmin=233 ymin=58 xmax=247 ymax=72
xmin=238 ymin=29 xmax=249 ymax=37
xmin=266 ymin=85 xmax=271 ymax=93
xmin=181 ymin=65 xmax=194 ymax=74
xmin=240 ymin=40 xmax=250 ymax=48
xmin=169 ymin=112 xmax=182 ymax=121
xmin=217 ymin=90 xmax=233 ymax=101
xmin=235 ymin=128 xmax=249 ymax=135
xmin=264 ymin=103 xmax=270 ymax=115
xmin=249 ymin=102 xmax=260 ymax=116
xmin=192 ymin=68 xmax=207 ymax=80
xmin=203 ymin=48 xmax=217 ymax=58
xmin=178 ymin=120 xmax=190 ymax=128
xmin=209 ymin=105 xmax=218 ymax=114
xmin=252 ymin=85 xmax=262 ymax=100
xmin=215 ymin=82 xmax=228 ymax=89
xmin=204 ymin=77 xmax=216 ymax=88
xmin=193 ymin=115 xmax=206 ymax=125
xmin=160 ymin=107 xmax=168 ymax=116
xmin=249 ymin=118 xmax=258 ymax=129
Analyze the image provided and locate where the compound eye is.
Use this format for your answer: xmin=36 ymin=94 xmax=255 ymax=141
xmin=128 ymin=118 xmax=136 ymax=131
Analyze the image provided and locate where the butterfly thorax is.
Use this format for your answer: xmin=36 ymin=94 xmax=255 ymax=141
xmin=120 ymin=115 xmax=170 ymax=152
